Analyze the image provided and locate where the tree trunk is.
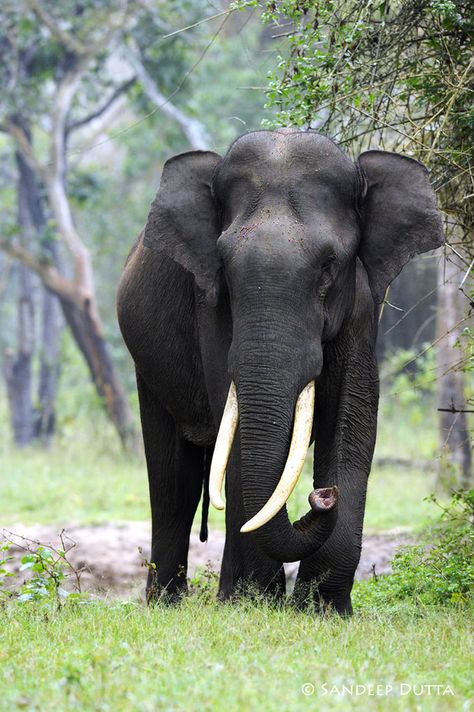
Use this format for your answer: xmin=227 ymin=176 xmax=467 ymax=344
xmin=17 ymin=132 xmax=63 ymax=445
xmin=36 ymin=278 xmax=62 ymax=445
xmin=436 ymin=248 xmax=472 ymax=488
xmin=59 ymin=294 xmax=138 ymax=452
xmin=3 ymin=148 xmax=36 ymax=446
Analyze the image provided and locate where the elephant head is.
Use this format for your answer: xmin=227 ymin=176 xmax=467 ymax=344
xmin=143 ymin=130 xmax=443 ymax=562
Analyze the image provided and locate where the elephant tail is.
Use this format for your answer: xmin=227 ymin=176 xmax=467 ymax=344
xmin=199 ymin=449 xmax=211 ymax=543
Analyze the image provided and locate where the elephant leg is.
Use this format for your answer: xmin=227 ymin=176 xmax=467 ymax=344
xmin=294 ymin=466 xmax=369 ymax=615
xmin=294 ymin=307 xmax=379 ymax=615
xmin=137 ymin=372 xmax=204 ymax=602
xmin=218 ymin=435 xmax=286 ymax=601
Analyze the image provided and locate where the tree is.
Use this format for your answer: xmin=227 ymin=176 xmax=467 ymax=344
xmin=0 ymin=0 xmax=216 ymax=449
xmin=3 ymin=132 xmax=61 ymax=447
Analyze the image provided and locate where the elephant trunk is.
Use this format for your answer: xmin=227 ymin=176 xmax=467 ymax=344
xmin=237 ymin=373 xmax=337 ymax=562
xmin=209 ymin=349 xmax=338 ymax=562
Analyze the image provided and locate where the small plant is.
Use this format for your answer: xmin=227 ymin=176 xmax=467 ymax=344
xmin=0 ymin=530 xmax=87 ymax=608
xmin=355 ymin=489 xmax=474 ymax=609
xmin=189 ymin=564 xmax=219 ymax=602
xmin=0 ymin=542 xmax=15 ymax=601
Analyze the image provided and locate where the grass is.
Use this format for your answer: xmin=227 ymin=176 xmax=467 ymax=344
xmin=0 ymin=437 xmax=148 ymax=525
xmin=0 ymin=597 xmax=472 ymax=712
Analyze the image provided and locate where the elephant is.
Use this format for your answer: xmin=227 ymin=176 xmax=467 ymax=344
xmin=117 ymin=129 xmax=443 ymax=615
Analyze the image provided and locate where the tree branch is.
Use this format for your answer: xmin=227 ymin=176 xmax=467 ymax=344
xmin=6 ymin=120 xmax=46 ymax=178
xmin=67 ymin=77 xmax=136 ymax=133
xmin=126 ymin=50 xmax=210 ymax=150
xmin=46 ymin=65 xmax=96 ymax=298
xmin=26 ymin=0 xmax=88 ymax=56
xmin=27 ymin=0 xmax=129 ymax=59
xmin=0 ymin=239 xmax=76 ymax=302
xmin=438 ymin=408 xmax=474 ymax=414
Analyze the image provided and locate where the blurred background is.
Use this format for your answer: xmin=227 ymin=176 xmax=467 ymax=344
xmin=0 ymin=1 xmax=471 ymax=569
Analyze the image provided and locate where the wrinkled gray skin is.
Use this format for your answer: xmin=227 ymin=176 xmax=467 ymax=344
xmin=117 ymin=130 xmax=443 ymax=614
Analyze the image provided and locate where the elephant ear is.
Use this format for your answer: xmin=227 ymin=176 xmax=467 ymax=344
xmin=143 ymin=150 xmax=222 ymax=305
xmin=357 ymin=150 xmax=444 ymax=304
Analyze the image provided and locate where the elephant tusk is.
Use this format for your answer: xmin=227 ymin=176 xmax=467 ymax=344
xmin=240 ymin=380 xmax=315 ymax=534
xmin=209 ymin=381 xmax=239 ymax=511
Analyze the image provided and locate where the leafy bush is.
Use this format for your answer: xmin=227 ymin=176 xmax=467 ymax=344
xmin=355 ymin=489 xmax=474 ymax=609
xmin=0 ymin=533 xmax=87 ymax=608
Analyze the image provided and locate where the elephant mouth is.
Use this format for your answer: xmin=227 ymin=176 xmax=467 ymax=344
xmin=208 ymin=380 xmax=338 ymax=532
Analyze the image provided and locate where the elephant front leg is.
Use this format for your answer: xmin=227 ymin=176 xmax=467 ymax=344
xmin=137 ymin=373 xmax=204 ymax=602
xmin=294 ymin=470 xmax=369 ymax=615
xmin=219 ymin=437 xmax=286 ymax=601
xmin=294 ymin=326 xmax=379 ymax=615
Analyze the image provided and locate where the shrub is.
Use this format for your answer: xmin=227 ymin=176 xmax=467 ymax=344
xmin=0 ymin=532 xmax=87 ymax=608
xmin=355 ymin=489 xmax=474 ymax=609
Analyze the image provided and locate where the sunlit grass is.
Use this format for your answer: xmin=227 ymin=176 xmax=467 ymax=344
xmin=0 ymin=435 xmax=148 ymax=526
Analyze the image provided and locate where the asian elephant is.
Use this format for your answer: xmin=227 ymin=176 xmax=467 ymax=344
xmin=117 ymin=129 xmax=443 ymax=615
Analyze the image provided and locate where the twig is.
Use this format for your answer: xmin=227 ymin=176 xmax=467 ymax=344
xmin=162 ymin=8 xmax=234 ymax=38
xmin=438 ymin=408 xmax=474 ymax=414
xmin=67 ymin=77 xmax=137 ymax=133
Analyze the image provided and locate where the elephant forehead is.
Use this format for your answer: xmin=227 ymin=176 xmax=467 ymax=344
xmin=214 ymin=130 xmax=356 ymax=196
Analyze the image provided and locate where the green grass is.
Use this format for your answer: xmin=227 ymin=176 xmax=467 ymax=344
xmin=0 ymin=438 xmax=437 ymax=533
xmin=0 ymin=437 xmax=148 ymax=525
xmin=0 ymin=597 xmax=472 ymax=712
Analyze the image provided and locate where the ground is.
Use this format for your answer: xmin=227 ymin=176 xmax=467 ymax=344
xmin=4 ymin=522 xmax=411 ymax=598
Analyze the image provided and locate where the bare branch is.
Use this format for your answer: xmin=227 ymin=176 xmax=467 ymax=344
xmin=26 ymin=0 xmax=129 ymax=59
xmin=162 ymin=8 xmax=234 ymax=39
xmin=43 ymin=63 xmax=97 ymax=299
xmin=126 ymin=50 xmax=210 ymax=150
xmin=67 ymin=77 xmax=136 ymax=133
xmin=26 ymin=0 xmax=88 ymax=55
xmin=0 ymin=239 xmax=76 ymax=302
xmin=438 ymin=407 xmax=474 ymax=414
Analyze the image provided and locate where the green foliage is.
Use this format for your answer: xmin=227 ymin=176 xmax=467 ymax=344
xmin=456 ymin=326 xmax=474 ymax=374
xmin=381 ymin=346 xmax=437 ymax=407
xmin=242 ymin=0 xmax=473 ymax=243
xmin=188 ymin=565 xmax=220 ymax=602
xmin=188 ymin=16 xmax=272 ymax=146
xmin=0 ymin=537 xmax=87 ymax=608
xmin=355 ymin=489 xmax=474 ymax=608
xmin=0 ymin=543 xmax=15 ymax=598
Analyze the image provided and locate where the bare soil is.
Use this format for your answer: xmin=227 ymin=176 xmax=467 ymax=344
xmin=2 ymin=522 xmax=411 ymax=598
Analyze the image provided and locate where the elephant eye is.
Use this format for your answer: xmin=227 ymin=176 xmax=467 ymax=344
xmin=320 ymin=255 xmax=337 ymax=274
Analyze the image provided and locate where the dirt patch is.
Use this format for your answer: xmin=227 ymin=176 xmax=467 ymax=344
xmin=2 ymin=522 xmax=411 ymax=598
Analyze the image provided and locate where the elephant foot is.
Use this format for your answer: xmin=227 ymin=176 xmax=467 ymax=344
xmin=145 ymin=570 xmax=187 ymax=605
xmin=291 ymin=578 xmax=353 ymax=617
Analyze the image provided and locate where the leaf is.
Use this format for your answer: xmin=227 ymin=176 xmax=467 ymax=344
xmin=19 ymin=561 xmax=35 ymax=571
